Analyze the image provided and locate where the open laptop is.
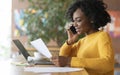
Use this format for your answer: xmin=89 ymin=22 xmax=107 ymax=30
xmin=13 ymin=39 xmax=53 ymax=65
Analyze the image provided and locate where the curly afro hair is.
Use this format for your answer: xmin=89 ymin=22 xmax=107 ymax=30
xmin=66 ymin=0 xmax=111 ymax=30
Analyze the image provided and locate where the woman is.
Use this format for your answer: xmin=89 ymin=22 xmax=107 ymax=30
xmin=51 ymin=0 xmax=114 ymax=75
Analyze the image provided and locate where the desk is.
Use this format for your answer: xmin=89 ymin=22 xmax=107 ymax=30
xmin=0 ymin=59 xmax=89 ymax=75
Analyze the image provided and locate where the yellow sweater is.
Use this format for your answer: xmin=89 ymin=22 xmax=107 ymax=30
xmin=59 ymin=31 xmax=114 ymax=75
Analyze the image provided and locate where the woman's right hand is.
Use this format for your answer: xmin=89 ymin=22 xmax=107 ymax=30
xmin=65 ymin=22 xmax=79 ymax=45
xmin=51 ymin=56 xmax=71 ymax=67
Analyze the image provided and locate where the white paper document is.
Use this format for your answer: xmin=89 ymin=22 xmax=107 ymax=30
xmin=24 ymin=66 xmax=83 ymax=73
xmin=30 ymin=38 xmax=52 ymax=58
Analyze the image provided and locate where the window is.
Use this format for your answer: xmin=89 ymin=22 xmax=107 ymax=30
xmin=0 ymin=0 xmax=12 ymax=60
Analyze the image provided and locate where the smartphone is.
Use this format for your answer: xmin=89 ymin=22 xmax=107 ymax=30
xmin=70 ymin=25 xmax=77 ymax=34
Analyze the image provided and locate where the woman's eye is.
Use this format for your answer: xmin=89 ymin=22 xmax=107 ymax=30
xmin=73 ymin=19 xmax=81 ymax=22
xmin=76 ymin=20 xmax=81 ymax=22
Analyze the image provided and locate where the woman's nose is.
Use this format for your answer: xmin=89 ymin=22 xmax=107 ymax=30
xmin=74 ymin=22 xmax=78 ymax=27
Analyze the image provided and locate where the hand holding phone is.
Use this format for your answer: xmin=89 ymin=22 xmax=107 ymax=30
xmin=65 ymin=22 xmax=77 ymax=34
xmin=70 ymin=25 xmax=77 ymax=34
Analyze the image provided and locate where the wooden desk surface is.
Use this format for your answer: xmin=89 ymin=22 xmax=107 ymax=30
xmin=0 ymin=60 xmax=89 ymax=75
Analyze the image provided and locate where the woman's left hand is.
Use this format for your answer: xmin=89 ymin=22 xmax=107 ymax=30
xmin=51 ymin=56 xmax=71 ymax=67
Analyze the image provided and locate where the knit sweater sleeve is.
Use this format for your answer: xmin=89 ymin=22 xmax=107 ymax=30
xmin=59 ymin=41 xmax=80 ymax=57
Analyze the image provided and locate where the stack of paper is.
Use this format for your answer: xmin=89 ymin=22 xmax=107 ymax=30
xmin=24 ymin=66 xmax=83 ymax=73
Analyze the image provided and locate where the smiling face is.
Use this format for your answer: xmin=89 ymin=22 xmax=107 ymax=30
xmin=73 ymin=8 xmax=94 ymax=35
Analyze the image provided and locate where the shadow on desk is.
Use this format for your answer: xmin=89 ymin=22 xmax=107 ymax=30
xmin=114 ymin=63 xmax=120 ymax=75
xmin=114 ymin=63 xmax=120 ymax=68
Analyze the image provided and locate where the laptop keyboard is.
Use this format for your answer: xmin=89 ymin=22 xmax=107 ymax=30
xmin=28 ymin=58 xmax=53 ymax=65
xmin=34 ymin=61 xmax=53 ymax=65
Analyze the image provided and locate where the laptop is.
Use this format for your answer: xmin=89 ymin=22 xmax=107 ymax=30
xmin=13 ymin=39 xmax=53 ymax=65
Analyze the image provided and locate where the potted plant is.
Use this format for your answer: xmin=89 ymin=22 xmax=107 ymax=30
xmin=21 ymin=0 xmax=74 ymax=47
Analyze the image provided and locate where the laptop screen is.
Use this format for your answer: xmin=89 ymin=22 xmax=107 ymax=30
xmin=13 ymin=39 xmax=30 ymax=60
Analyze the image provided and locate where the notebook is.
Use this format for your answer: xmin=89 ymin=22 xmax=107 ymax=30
xmin=13 ymin=39 xmax=53 ymax=65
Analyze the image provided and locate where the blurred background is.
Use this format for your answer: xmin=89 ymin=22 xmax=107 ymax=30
xmin=0 ymin=0 xmax=120 ymax=74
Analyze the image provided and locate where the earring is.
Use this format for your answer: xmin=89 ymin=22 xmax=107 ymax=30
xmin=90 ymin=21 xmax=94 ymax=23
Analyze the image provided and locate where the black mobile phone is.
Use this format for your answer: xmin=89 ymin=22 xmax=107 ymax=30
xmin=70 ymin=25 xmax=77 ymax=34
